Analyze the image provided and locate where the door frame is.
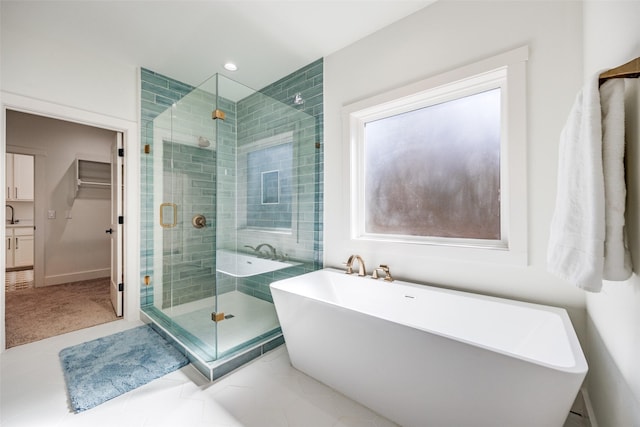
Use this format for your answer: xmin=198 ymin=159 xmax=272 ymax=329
xmin=0 ymin=92 xmax=141 ymax=351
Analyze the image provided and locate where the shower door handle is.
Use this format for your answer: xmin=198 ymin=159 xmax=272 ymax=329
xmin=105 ymin=228 xmax=114 ymax=234
xmin=160 ymin=203 xmax=178 ymax=228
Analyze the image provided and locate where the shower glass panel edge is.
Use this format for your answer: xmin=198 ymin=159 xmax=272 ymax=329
xmin=149 ymin=75 xmax=219 ymax=363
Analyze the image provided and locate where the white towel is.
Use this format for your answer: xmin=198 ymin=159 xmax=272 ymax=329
xmin=601 ymin=79 xmax=633 ymax=281
xmin=547 ymin=73 xmax=606 ymax=292
xmin=547 ymin=74 xmax=633 ymax=292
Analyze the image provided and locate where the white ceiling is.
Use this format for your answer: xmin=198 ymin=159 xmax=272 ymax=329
xmin=1 ymin=1 xmax=434 ymax=90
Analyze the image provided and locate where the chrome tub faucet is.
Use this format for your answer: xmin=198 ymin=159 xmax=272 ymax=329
xmin=256 ymin=243 xmax=277 ymax=259
xmin=245 ymin=243 xmax=278 ymax=259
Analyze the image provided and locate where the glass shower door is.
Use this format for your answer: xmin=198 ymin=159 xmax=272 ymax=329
xmin=147 ymin=78 xmax=219 ymax=362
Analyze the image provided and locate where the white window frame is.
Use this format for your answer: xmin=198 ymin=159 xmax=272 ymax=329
xmin=342 ymin=46 xmax=529 ymax=265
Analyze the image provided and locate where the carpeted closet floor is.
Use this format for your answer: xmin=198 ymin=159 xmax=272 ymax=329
xmin=4 ymin=278 xmax=119 ymax=348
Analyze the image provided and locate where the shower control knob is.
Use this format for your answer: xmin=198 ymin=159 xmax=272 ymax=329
xmin=192 ymin=214 xmax=206 ymax=229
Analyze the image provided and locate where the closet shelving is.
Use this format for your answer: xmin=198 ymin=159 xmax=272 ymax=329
xmin=75 ymin=156 xmax=111 ymax=197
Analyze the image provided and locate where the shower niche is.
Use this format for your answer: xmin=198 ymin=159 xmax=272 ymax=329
xmin=140 ymin=66 xmax=322 ymax=380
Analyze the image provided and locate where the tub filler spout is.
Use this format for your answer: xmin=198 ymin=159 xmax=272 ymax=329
xmin=255 ymin=243 xmax=277 ymax=259
xmin=344 ymin=255 xmax=366 ymax=276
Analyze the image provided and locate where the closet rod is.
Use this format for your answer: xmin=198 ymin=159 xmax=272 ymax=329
xmin=599 ymin=56 xmax=640 ymax=84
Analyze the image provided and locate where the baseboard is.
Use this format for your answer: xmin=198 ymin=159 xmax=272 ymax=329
xmin=43 ymin=269 xmax=110 ymax=286
xmin=581 ymin=387 xmax=598 ymax=427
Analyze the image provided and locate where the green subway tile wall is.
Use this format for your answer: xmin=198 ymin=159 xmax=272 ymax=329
xmin=232 ymin=58 xmax=323 ymax=265
xmin=160 ymin=140 xmax=217 ymax=307
xmin=140 ymin=68 xmax=196 ymax=307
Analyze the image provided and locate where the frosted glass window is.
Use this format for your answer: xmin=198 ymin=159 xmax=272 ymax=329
xmin=344 ymin=47 xmax=528 ymax=263
xmin=364 ymin=89 xmax=501 ymax=240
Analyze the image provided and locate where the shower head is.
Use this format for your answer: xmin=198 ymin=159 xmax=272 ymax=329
xmin=198 ymin=136 xmax=211 ymax=148
xmin=293 ymin=92 xmax=304 ymax=105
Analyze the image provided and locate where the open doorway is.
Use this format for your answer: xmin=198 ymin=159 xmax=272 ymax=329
xmin=4 ymin=110 xmax=124 ymax=348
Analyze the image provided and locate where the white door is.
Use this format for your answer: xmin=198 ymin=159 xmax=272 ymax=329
xmin=109 ymin=133 xmax=124 ymax=316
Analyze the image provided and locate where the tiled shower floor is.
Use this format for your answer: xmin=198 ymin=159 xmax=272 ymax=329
xmin=165 ymin=291 xmax=280 ymax=356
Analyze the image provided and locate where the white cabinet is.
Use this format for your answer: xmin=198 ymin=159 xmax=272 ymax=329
xmin=14 ymin=228 xmax=34 ymax=267
xmin=5 ymin=233 xmax=13 ymax=269
xmin=5 ymin=154 xmax=12 ymax=200
xmin=6 ymin=227 xmax=34 ymax=268
xmin=6 ymin=153 xmax=34 ymax=201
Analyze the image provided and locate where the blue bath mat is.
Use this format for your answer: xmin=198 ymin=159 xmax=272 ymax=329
xmin=59 ymin=325 xmax=189 ymax=412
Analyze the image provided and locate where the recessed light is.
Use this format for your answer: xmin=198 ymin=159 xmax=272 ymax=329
xmin=224 ymin=62 xmax=238 ymax=71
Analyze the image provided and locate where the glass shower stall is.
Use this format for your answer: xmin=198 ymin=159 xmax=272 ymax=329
xmin=140 ymin=70 xmax=322 ymax=379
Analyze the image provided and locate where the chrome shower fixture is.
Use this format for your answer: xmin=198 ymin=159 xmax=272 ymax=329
xmin=293 ymin=92 xmax=304 ymax=105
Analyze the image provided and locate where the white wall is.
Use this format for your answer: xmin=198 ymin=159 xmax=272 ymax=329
xmin=0 ymin=4 xmax=141 ymax=343
xmin=6 ymin=110 xmax=113 ymax=285
xmin=583 ymin=2 xmax=640 ymax=425
xmin=325 ymin=1 xmax=586 ymax=325
xmin=0 ymin=13 xmax=137 ymax=123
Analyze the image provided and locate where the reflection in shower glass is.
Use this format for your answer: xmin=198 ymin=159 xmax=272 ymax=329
xmin=261 ymin=171 xmax=280 ymax=204
xmin=247 ymin=142 xmax=292 ymax=229
xmin=364 ymin=88 xmax=501 ymax=240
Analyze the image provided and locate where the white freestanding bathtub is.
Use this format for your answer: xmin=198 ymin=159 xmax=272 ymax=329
xmin=270 ymin=268 xmax=588 ymax=427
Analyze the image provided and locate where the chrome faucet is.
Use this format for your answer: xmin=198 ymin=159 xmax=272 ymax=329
xmin=6 ymin=204 xmax=15 ymax=224
xmin=344 ymin=255 xmax=366 ymax=277
xmin=255 ymin=243 xmax=277 ymax=259
xmin=372 ymin=264 xmax=394 ymax=282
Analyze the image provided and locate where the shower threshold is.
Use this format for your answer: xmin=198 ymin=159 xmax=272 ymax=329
xmin=140 ymin=291 xmax=284 ymax=381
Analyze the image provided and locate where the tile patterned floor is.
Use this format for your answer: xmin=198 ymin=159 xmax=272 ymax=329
xmin=4 ymin=269 xmax=34 ymax=292
xmin=1 ymin=320 xmax=589 ymax=426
